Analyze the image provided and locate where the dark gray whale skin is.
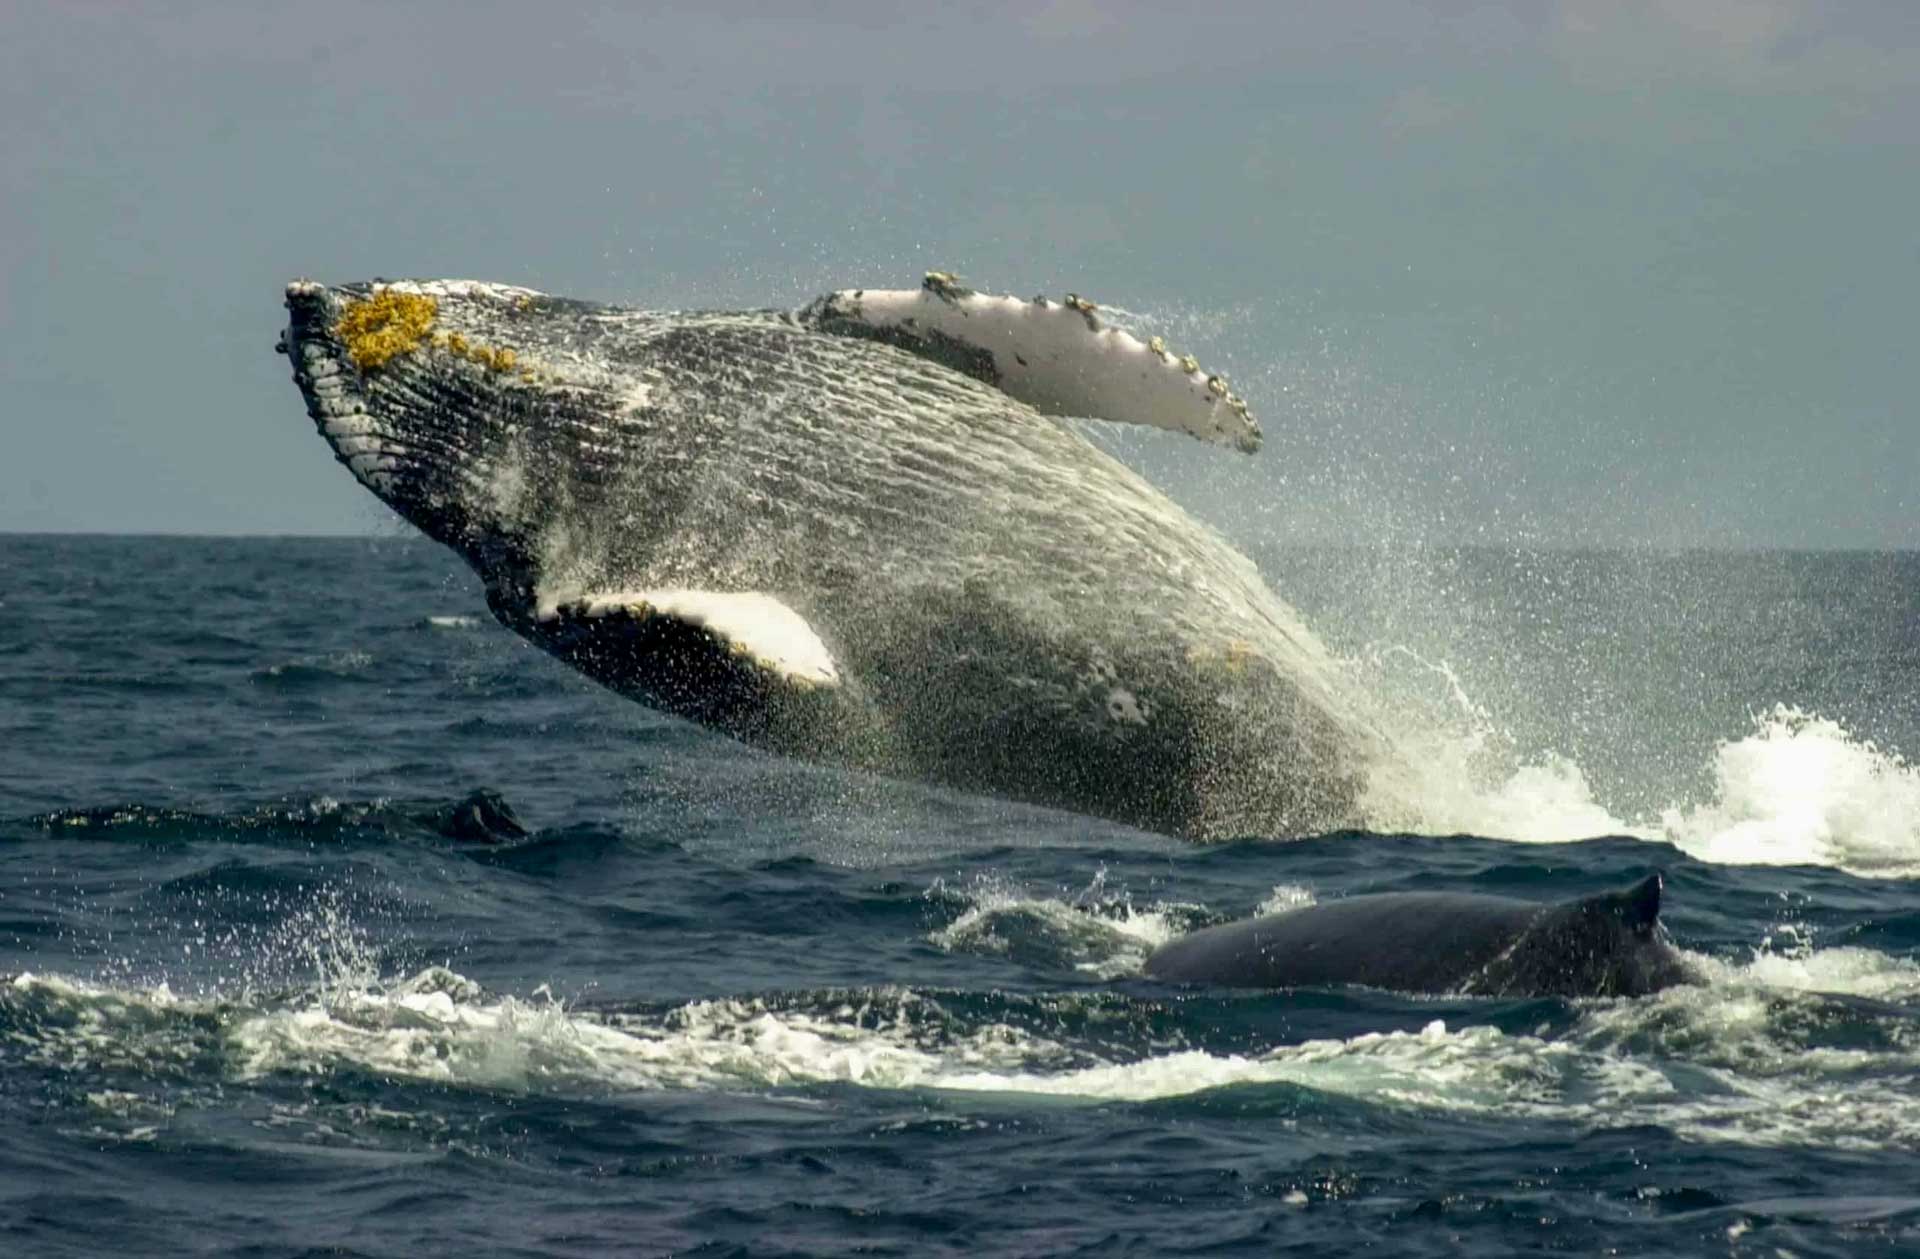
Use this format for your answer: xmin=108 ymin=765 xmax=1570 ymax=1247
xmin=1144 ymin=875 xmax=1693 ymax=998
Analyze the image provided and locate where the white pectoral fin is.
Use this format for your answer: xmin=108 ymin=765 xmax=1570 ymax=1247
xmin=802 ymin=274 xmax=1261 ymax=453
xmin=535 ymin=589 xmax=840 ymax=686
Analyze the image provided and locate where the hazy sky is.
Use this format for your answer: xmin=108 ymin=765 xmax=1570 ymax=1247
xmin=3 ymin=0 xmax=1915 ymax=546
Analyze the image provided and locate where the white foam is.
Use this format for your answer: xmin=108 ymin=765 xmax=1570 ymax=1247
xmin=928 ymin=1020 xmax=1570 ymax=1106
xmin=17 ymin=959 xmax=1920 ymax=1152
xmin=1708 ymin=942 xmax=1920 ymax=1002
xmin=229 ymin=970 xmax=653 ymax=1091
xmin=1659 ymin=706 xmax=1920 ymax=877
xmin=1369 ymin=740 xmax=1640 ymax=846
xmin=928 ymin=874 xmax=1191 ymax=979
xmin=1364 ymin=672 xmax=1920 ymax=878
xmin=226 ymin=977 xmax=1061 ymax=1095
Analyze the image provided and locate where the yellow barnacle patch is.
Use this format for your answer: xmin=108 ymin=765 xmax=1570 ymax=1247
xmin=334 ymin=288 xmax=439 ymax=372
xmin=434 ymin=331 xmax=522 ymax=376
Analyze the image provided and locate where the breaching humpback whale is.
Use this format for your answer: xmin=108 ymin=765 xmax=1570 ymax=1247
xmin=278 ymin=273 xmax=1404 ymax=839
xmin=1145 ymin=875 xmax=1694 ymax=997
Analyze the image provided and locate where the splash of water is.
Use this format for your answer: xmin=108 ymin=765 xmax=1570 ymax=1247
xmin=1364 ymin=644 xmax=1920 ymax=878
xmin=1660 ymin=706 xmax=1920 ymax=876
xmin=928 ymin=870 xmax=1194 ymax=979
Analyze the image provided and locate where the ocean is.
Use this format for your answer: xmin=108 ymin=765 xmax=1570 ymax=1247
xmin=4 ymin=533 xmax=1919 ymax=1256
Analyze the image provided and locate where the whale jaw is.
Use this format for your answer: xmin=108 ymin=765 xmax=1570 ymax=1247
xmin=281 ymin=281 xmax=407 ymax=497
xmin=278 ymin=280 xmax=556 ymax=590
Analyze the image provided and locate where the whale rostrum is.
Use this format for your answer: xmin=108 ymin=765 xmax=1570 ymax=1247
xmin=280 ymin=273 xmax=1409 ymax=839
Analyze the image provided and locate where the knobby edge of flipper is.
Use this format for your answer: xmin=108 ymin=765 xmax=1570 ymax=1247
xmin=799 ymin=272 xmax=1262 ymax=453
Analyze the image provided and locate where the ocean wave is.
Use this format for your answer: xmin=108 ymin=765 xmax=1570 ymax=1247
xmin=20 ymin=789 xmax=534 ymax=847
xmin=10 ymin=944 xmax=1920 ymax=1154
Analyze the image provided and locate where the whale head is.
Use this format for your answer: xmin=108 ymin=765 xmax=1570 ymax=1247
xmin=279 ymin=279 xmax=635 ymax=606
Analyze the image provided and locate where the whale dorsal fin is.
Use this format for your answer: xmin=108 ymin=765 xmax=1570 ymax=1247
xmin=533 ymin=589 xmax=839 ymax=688
xmin=799 ymin=273 xmax=1262 ymax=454
xmin=1582 ymin=874 xmax=1663 ymax=934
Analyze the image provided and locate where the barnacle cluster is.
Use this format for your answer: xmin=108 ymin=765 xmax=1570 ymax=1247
xmin=435 ymin=331 xmax=518 ymax=374
xmin=334 ymin=288 xmax=439 ymax=372
xmin=1032 ymin=286 xmax=1256 ymax=424
xmin=333 ymin=287 xmax=524 ymax=376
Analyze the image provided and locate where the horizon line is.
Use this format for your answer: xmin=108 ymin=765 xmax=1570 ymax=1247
xmin=2 ymin=529 xmax=1916 ymax=556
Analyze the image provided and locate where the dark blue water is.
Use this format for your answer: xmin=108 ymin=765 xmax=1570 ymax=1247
xmin=5 ymin=536 xmax=1920 ymax=1256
